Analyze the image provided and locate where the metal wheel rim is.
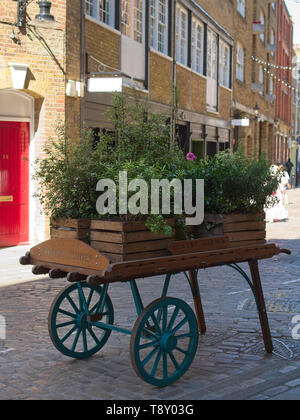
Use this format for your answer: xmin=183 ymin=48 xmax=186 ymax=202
xmin=48 ymin=282 xmax=114 ymax=359
xmin=130 ymin=297 xmax=199 ymax=387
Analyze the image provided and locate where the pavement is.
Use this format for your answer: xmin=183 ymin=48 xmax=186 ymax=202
xmin=0 ymin=189 xmax=300 ymax=400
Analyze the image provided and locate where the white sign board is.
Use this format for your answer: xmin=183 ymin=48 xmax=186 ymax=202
xmin=87 ymin=77 xmax=123 ymax=93
xmin=231 ymin=118 xmax=250 ymax=127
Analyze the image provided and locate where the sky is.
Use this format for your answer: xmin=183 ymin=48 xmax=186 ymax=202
xmin=285 ymin=0 xmax=300 ymax=44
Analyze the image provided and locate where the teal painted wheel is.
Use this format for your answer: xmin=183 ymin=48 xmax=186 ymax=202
xmin=48 ymin=282 xmax=114 ymax=359
xmin=130 ymin=297 xmax=199 ymax=387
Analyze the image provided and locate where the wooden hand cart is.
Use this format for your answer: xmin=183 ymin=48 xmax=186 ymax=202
xmin=20 ymin=236 xmax=290 ymax=387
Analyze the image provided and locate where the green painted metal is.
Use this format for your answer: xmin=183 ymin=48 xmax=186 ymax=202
xmin=130 ymin=297 xmax=199 ymax=387
xmin=48 ymin=282 xmax=114 ymax=359
xmin=130 ymin=280 xmax=145 ymax=316
xmin=92 ymin=321 xmax=132 ymax=336
xmin=226 ymin=263 xmax=260 ymax=313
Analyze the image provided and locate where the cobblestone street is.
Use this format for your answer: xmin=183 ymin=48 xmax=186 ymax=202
xmin=0 ymin=189 xmax=300 ymax=400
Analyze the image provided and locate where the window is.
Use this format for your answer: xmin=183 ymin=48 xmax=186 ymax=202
xmin=219 ymin=41 xmax=230 ymax=88
xmin=236 ymin=42 xmax=244 ymax=82
xmin=176 ymin=5 xmax=188 ymax=66
xmin=237 ymin=0 xmax=246 ymax=18
xmin=191 ymin=17 xmax=204 ymax=74
xmin=259 ymin=10 xmax=265 ymax=43
xmin=150 ymin=0 xmax=168 ymax=55
xmin=85 ymin=0 xmax=115 ymax=27
xmin=259 ymin=65 xmax=264 ymax=95
xmin=269 ymin=77 xmax=274 ymax=95
xmin=121 ymin=0 xmax=144 ymax=43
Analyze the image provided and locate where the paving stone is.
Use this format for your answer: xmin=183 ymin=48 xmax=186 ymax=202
xmin=285 ymin=379 xmax=300 ymax=388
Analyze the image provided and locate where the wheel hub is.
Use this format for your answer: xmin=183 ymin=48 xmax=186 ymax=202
xmin=77 ymin=313 xmax=88 ymax=329
xmin=160 ymin=332 xmax=178 ymax=352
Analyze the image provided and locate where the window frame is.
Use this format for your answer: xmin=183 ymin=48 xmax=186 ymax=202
xmin=85 ymin=0 xmax=115 ymax=28
xmin=150 ymin=0 xmax=168 ymax=55
xmin=176 ymin=3 xmax=188 ymax=67
xmin=191 ymin=16 xmax=204 ymax=75
xmin=219 ymin=40 xmax=230 ymax=88
xmin=121 ymin=0 xmax=144 ymax=44
xmin=237 ymin=0 xmax=246 ymax=18
xmin=236 ymin=42 xmax=244 ymax=83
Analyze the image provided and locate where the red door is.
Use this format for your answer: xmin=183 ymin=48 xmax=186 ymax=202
xmin=0 ymin=121 xmax=30 ymax=246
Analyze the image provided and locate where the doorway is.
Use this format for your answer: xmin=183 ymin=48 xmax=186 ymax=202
xmin=0 ymin=121 xmax=30 ymax=246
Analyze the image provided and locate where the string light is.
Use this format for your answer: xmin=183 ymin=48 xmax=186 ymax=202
xmin=251 ymin=55 xmax=293 ymax=71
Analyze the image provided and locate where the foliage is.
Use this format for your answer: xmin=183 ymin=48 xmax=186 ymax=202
xmin=175 ymin=149 xmax=280 ymax=215
xmin=34 ymin=94 xmax=281 ymax=239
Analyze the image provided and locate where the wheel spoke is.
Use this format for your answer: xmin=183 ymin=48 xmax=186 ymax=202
xmin=168 ymin=351 xmax=180 ymax=370
xmin=142 ymin=328 xmax=159 ymax=340
xmin=175 ymin=346 xmax=190 ymax=356
xmin=150 ymin=350 xmax=162 ymax=377
xmin=162 ymin=305 xmax=168 ymax=333
xmin=58 ymin=309 xmax=77 ymax=319
xmin=142 ymin=346 xmax=160 ymax=367
xmin=167 ymin=306 xmax=180 ymax=332
xmin=66 ymin=295 xmax=80 ymax=315
xmin=71 ymin=328 xmax=81 ymax=352
xmin=87 ymin=326 xmax=101 ymax=346
xmin=150 ymin=314 xmax=162 ymax=335
xmin=86 ymin=288 xmax=94 ymax=310
xmin=163 ymin=351 xmax=168 ymax=379
xmin=82 ymin=328 xmax=88 ymax=353
xmin=175 ymin=333 xmax=193 ymax=340
xmin=172 ymin=317 xmax=188 ymax=334
xmin=61 ymin=325 xmax=78 ymax=344
xmin=77 ymin=283 xmax=89 ymax=314
xmin=56 ymin=320 xmax=76 ymax=329
xmin=139 ymin=340 xmax=159 ymax=350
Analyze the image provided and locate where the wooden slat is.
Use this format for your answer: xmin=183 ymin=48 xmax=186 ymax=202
xmin=51 ymin=228 xmax=89 ymax=240
xmin=103 ymin=249 xmax=169 ymax=263
xmin=169 ymin=236 xmax=230 ymax=255
xmin=223 ymin=213 xmax=265 ymax=223
xmin=90 ymin=230 xmax=174 ymax=243
xmin=223 ymin=221 xmax=266 ymax=233
xmin=226 ymin=231 xmax=266 ymax=242
xmin=230 ymin=239 xmax=266 ymax=247
xmin=51 ymin=218 xmax=90 ymax=229
xmin=90 ymin=218 xmax=175 ymax=232
xmin=30 ymin=239 xmax=110 ymax=271
xmin=91 ymin=239 xmax=172 ymax=254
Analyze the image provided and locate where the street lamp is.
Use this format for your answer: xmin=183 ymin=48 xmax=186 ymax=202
xmin=12 ymin=0 xmax=59 ymax=29
xmin=254 ymin=103 xmax=260 ymax=118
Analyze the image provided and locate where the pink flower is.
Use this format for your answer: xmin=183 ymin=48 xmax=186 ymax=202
xmin=186 ymin=153 xmax=196 ymax=161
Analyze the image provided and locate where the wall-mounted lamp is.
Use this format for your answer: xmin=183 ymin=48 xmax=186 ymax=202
xmin=253 ymin=103 xmax=260 ymax=118
xmin=12 ymin=0 xmax=59 ymax=29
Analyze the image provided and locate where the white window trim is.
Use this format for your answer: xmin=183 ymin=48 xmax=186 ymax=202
xmin=191 ymin=16 xmax=204 ymax=75
xmin=237 ymin=0 xmax=246 ymax=18
xmin=236 ymin=42 xmax=244 ymax=82
xmin=150 ymin=0 xmax=168 ymax=55
xmin=219 ymin=40 xmax=230 ymax=88
xmin=176 ymin=3 xmax=188 ymax=67
xmin=85 ymin=0 xmax=115 ymax=28
xmin=121 ymin=0 xmax=145 ymax=44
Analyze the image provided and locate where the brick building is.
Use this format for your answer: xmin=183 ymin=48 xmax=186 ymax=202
xmin=230 ymin=0 xmax=278 ymax=160
xmin=0 ymin=0 xmax=79 ymax=246
xmin=274 ymin=0 xmax=294 ymax=165
xmin=0 ymin=0 xmax=294 ymax=247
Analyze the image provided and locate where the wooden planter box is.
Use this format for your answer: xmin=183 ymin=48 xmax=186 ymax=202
xmin=194 ymin=213 xmax=266 ymax=247
xmin=51 ymin=218 xmax=90 ymax=242
xmin=90 ymin=219 xmax=175 ymax=263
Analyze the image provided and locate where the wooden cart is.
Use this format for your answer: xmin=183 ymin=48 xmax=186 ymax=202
xmin=20 ymin=236 xmax=290 ymax=387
